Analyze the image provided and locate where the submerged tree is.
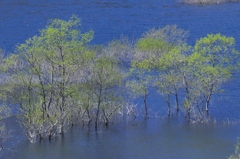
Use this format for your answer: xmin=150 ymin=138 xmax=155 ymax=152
xmin=126 ymin=66 xmax=152 ymax=117
xmin=1 ymin=17 xmax=240 ymax=145
xmin=155 ymin=45 xmax=190 ymax=116
xmin=0 ymin=49 xmax=11 ymax=152
xmin=132 ymin=26 xmax=190 ymax=117
xmin=130 ymin=27 xmax=239 ymax=122
xmin=9 ymin=15 xmax=94 ymax=142
xmin=90 ymin=53 xmax=124 ymax=129
xmin=0 ymin=103 xmax=10 ymax=155
xmin=128 ymin=36 xmax=165 ymax=117
xmin=105 ymin=37 xmax=133 ymax=65
xmin=192 ymin=34 xmax=239 ymax=114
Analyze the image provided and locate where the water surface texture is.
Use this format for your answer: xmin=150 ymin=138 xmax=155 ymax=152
xmin=0 ymin=0 xmax=240 ymax=158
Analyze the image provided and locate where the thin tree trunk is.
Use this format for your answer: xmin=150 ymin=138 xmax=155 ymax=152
xmin=86 ymin=108 xmax=92 ymax=126
xmin=187 ymin=107 xmax=191 ymax=121
xmin=95 ymin=87 xmax=102 ymax=131
xmin=175 ymin=93 xmax=179 ymax=116
xmin=144 ymin=89 xmax=148 ymax=117
xmin=206 ymin=85 xmax=213 ymax=115
xmin=183 ymin=73 xmax=191 ymax=121
xmin=167 ymin=94 xmax=171 ymax=117
xmin=60 ymin=46 xmax=66 ymax=134
xmin=206 ymin=96 xmax=210 ymax=115
xmin=102 ymin=109 xmax=109 ymax=127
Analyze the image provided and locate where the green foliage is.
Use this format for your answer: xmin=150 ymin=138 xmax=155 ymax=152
xmin=156 ymin=44 xmax=189 ymax=70
xmin=0 ymin=50 xmax=11 ymax=119
xmin=132 ymin=26 xmax=191 ymax=116
xmin=133 ymin=26 xmax=187 ymax=65
xmin=194 ymin=34 xmax=236 ymax=67
xmin=105 ymin=37 xmax=133 ymax=64
xmin=143 ymin=25 xmax=189 ymax=45
xmin=93 ymin=56 xmax=122 ymax=87
xmin=128 ymin=53 xmax=154 ymax=116
xmin=132 ymin=29 xmax=239 ymax=120
xmin=9 ymin=15 xmax=95 ymax=141
xmin=127 ymin=68 xmax=152 ymax=98
xmin=155 ymin=45 xmax=191 ymax=115
xmin=90 ymin=54 xmax=124 ymax=127
xmin=228 ymin=138 xmax=240 ymax=159
xmin=1 ymin=18 xmax=240 ymax=143
xmin=132 ymin=59 xmax=152 ymax=70
xmin=136 ymin=37 xmax=170 ymax=53
xmin=0 ymin=49 xmax=12 ymax=149
xmin=191 ymin=34 xmax=238 ymax=112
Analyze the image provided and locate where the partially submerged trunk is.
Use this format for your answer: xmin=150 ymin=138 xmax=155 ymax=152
xmin=205 ymin=85 xmax=213 ymax=115
xmin=175 ymin=93 xmax=179 ymax=116
xmin=82 ymin=107 xmax=92 ymax=126
xmin=95 ymin=86 xmax=102 ymax=131
xmin=102 ymin=106 xmax=121 ymax=127
xmin=167 ymin=95 xmax=171 ymax=117
xmin=143 ymin=89 xmax=148 ymax=117
xmin=102 ymin=109 xmax=109 ymax=127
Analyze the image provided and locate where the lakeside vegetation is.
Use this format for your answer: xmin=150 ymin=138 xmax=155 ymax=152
xmin=229 ymin=138 xmax=240 ymax=159
xmin=0 ymin=16 xmax=239 ymax=148
xmin=182 ymin=0 xmax=240 ymax=4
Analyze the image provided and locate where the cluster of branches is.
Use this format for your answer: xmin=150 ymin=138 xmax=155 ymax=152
xmin=0 ymin=16 xmax=131 ymax=143
xmin=0 ymin=49 xmax=11 ymax=154
xmin=0 ymin=16 xmax=239 ymax=143
xmin=131 ymin=26 xmax=239 ymax=122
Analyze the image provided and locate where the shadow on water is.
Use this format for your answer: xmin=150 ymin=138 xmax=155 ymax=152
xmin=0 ymin=114 xmax=239 ymax=159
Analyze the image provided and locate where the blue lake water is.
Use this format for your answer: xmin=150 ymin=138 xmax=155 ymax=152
xmin=0 ymin=0 xmax=240 ymax=158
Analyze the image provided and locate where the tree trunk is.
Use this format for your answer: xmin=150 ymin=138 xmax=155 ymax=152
xmin=95 ymin=102 xmax=100 ymax=131
xmin=206 ymin=96 xmax=210 ymax=115
xmin=143 ymin=90 xmax=148 ymax=117
xmin=102 ymin=109 xmax=109 ymax=127
xmin=187 ymin=107 xmax=191 ymax=121
xmin=167 ymin=94 xmax=171 ymax=117
xmin=206 ymin=85 xmax=214 ymax=115
xmin=95 ymin=87 xmax=102 ymax=131
xmin=183 ymin=75 xmax=191 ymax=121
xmin=175 ymin=93 xmax=179 ymax=116
xmin=86 ymin=108 xmax=92 ymax=126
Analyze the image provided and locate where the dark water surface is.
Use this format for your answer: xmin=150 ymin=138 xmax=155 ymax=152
xmin=13 ymin=119 xmax=240 ymax=159
xmin=1 ymin=0 xmax=240 ymax=158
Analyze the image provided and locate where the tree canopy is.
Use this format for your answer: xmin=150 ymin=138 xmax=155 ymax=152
xmin=0 ymin=18 xmax=239 ymax=144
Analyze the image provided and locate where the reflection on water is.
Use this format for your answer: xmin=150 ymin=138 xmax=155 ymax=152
xmin=6 ymin=118 xmax=239 ymax=159
xmin=0 ymin=0 xmax=240 ymax=158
